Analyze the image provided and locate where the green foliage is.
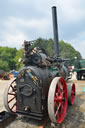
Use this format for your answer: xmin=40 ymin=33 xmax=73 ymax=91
xmin=59 ymin=40 xmax=82 ymax=65
xmin=32 ymin=38 xmax=82 ymax=66
xmin=32 ymin=38 xmax=55 ymax=56
xmin=14 ymin=48 xmax=24 ymax=70
xmin=59 ymin=40 xmax=82 ymax=59
xmin=0 ymin=59 xmax=9 ymax=71
xmin=0 ymin=47 xmax=17 ymax=71
xmin=33 ymin=38 xmax=82 ymax=59
xmin=0 ymin=38 xmax=82 ymax=71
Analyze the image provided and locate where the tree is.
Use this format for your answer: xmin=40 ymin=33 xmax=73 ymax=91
xmin=32 ymin=38 xmax=82 ymax=59
xmin=0 ymin=38 xmax=82 ymax=71
xmin=0 ymin=59 xmax=9 ymax=71
xmin=59 ymin=40 xmax=82 ymax=59
xmin=0 ymin=47 xmax=17 ymax=71
xmin=14 ymin=48 xmax=24 ymax=70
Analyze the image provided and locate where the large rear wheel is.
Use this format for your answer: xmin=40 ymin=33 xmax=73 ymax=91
xmin=48 ymin=77 xmax=68 ymax=124
xmin=4 ymin=78 xmax=17 ymax=114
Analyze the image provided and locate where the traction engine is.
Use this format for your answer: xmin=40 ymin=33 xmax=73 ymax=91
xmin=4 ymin=6 xmax=76 ymax=124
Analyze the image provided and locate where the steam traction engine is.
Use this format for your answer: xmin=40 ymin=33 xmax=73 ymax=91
xmin=4 ymin=7 xmax=76 ymax=124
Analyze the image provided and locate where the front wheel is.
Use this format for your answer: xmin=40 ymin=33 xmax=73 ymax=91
xmin=48 ymin=77 xmax=68 ymax=124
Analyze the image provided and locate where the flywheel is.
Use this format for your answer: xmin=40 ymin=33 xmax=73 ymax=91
xmin=48 ymin=77 xmax=68 ymax=124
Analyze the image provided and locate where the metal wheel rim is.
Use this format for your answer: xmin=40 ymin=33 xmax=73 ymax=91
xmin=4 ymin=78 xmax=17 ymax=114
xmin=48 ymin=77 xmax=68 ymax=124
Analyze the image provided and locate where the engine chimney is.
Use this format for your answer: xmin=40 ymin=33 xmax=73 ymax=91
xmin=52 ymin=6 xmax=59 ymax=58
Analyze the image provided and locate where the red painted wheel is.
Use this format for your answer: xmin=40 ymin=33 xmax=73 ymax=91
xmin=4 ymin=78 xmax=17 ymax=114
xmin=67 ymin=83 xmax=76 ymax=105
xmin=48 ymin=77 xmax=68 ymax=124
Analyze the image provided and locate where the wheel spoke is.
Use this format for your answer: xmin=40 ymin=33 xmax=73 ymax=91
xmin=60 ymin=88 xmax=64 ymax=96
xmin=60 ymin=105 xmax=64 ymax=115
xmin=55 ymin=92 xmax=58 ymax=97
xmin=11 ymin=102 xmax=16 ymax=110
xmin=10 ymin=85 xmax=16 ymax=92
xmin=55 ymin=103 xmax=61 ymax=118
xmin=58 ymin=81 xmax=61 ymax=89
xmin=57 ymin=82 xmax=61 ymax=94
xmin=8 ymin=93 xmax=16 ymax=96
xmin=62 ymin=90 xmax=65 ymax=96
xmin=8 ymin=96 xmax=16 ymax=103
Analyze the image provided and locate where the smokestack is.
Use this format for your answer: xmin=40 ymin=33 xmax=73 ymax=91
xmin=52 ymin=6 xmax=59 ymax=58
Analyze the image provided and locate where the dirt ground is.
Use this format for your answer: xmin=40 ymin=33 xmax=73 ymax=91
xmin=0 ymin=73 xmax=85 ymax=128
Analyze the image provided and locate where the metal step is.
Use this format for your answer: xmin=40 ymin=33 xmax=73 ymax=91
xmin=17 ymin=110 xmax=46 ymax=120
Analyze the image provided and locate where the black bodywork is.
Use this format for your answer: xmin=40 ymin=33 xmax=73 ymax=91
xmin=16 ymin=66 xmax=57 ymax=119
